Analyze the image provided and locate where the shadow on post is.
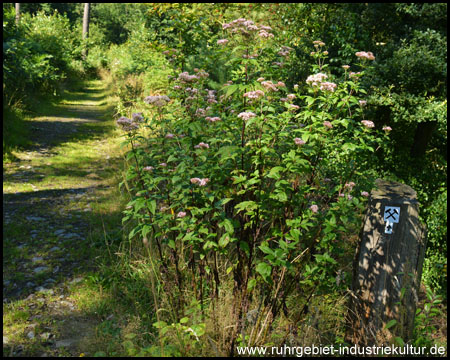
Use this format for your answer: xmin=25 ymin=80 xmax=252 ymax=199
xmin=346 ymin=179 xmax=427 ymax=345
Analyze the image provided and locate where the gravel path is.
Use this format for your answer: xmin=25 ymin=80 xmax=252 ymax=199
xmin=3 ymin=80 xmax=122 ymax=356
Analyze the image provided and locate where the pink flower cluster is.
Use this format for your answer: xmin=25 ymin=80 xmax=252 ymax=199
xmin=344 ymin=181 xmax=356 ymax=190
xmin=205 ymin=116 xmax=221 ymax=123
xmin=217 ymin=39 xmax=228 ymax=45
xmin=194 ymin=142 xmax=210 ymax=149
xmin=177 ymin=211 xmax=187 ymax=218
xmin=320 ymin=82 xmax=337 ymax=92
xmin=243 ymin=53 xmax=258 ymax=59
xmin=191 ymin=177 xmax=210 ymax=186
xmin=207 ymin=89 xmax=217 ymax=104
xmin=361 ymin=120 xmax=375 ymax=128
xmin=238 ymin=111 xmax=256 ymax=121
xmin=116 ymin=116 xmax=139 ymax=132
xmin=261 ymin=80 xmax=284 ymax=92
xmin=382 ymin=126 xmax=392 ymax=132
xmin=323 ymin=121 xmax=333 ymax=129
xmin=278 ymin=45 xmax=293 ymax=57
xmin=355 ymin=51 xmax=375 ymax=61
xmin=195 ymin=108 xmax=207 ymax=118
xmin=306 ymin=73 xmax=328 ymax=86
xmin=132 ymin=113 xmax=144 ymax=122
xmin=222 ymin=18 xmax=274 ymax=39
xmin=258 ymin=29 xmax=274 ymax=38
xmin=349 ymin=71 xmax=362 ymax=79
xmin=313 ymin=40 xmax=326 ymax=47
xmin=244 ymin=90 xmax=265 ymax=100
xmin=310 ymin=204 xmax=319 ymax=213
xmin=306 ymin=73 xmax=337 ymax=92
xmin=143 ymin=166 xmax=154 ymax=172
xmin=186 ymin=87 xmax=199 ymax=95
xmin=144 ymin=95 xmax=170 ymax=107
xmin=178 ymin=72 xmax=198 ymax=83
xmin=165 ymin=133 xmax=175 ymax=139
xmin=194 ymin=68 xmax=210 ymax=78
xmin=294 ymin=138 xmax=305 ymax=146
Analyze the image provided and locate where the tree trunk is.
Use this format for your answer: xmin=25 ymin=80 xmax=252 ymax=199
xmin=15 ymin=3 xmax=20 ymax=25
xmin=82 ymin=3 xmax=90 ymax=60
xmin=410 ymin=121 xmax=437 ymax=158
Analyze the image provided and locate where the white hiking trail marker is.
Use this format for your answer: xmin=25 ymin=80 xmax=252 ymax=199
xmin=384 ymin=206 xmax=400 ymax=234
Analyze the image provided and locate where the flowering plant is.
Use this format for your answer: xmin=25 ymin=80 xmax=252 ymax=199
xmin=118 ymin=17 xmax=389 ymax=351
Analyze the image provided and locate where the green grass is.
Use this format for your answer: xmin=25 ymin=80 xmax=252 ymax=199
xmin=3 ymin=105 xmax=32 ymax=162
xmin=2 ymin=76 xmax=135 ymax=357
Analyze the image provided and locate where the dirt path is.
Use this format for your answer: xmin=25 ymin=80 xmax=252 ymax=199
xmin=3 ymin=80 xmax=125 ymax=356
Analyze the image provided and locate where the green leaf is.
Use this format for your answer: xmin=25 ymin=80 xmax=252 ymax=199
xmin=179 ymin=317 xmax=189 ymax=324
xmin=216 ymin=145 xmax=239 ymax=161
xmin=148 ymin=200 xmax=156 ymax=215
xmin=259 ymin=243 xmax=274 ymax=255
xmin=216 ymin=198 xmax=233 ymax=208
xmin=247 ymin=278 xmax=257 ymax=291
xmin=153 ymin=321 xmax=168 ymax=329
xmin=394 ymin=337 xmax=405 ymax=347
xmin=384 ymin=319 xmax=397 ymax=329
xmin=256 ymin=262 xmax=272 ymax=282
xmin=266 ymin=166 xmax=284 ymax=180
xmin=219 ymin=233 xmax=231 ymax=248
xmin=190 ymin=323 xmax=205 ymax=337
xmin=342 ymin=143 xmax=357 ymax=152
xmin=142 ymin=225 xmax=152 ymax=239
xmin=219 ymin=219 xmax=234 ymax=234
xmin=222 ymin=84 xmax=239 ymax=97
xmin=235 ymin=201 xmax=258 ymax=214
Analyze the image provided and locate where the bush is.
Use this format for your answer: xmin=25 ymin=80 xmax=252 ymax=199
xmin=117 ymin=18 xmax=390 ymax=353
xmin=3 ymin=9 xmax=79 ymax=106
xmin=104 ymin=25 xmax=172 ymax=114
xmin=422 ymin=190 xmax=447 ymax=294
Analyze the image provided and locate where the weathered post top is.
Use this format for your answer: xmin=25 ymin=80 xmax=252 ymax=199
xmin=347 ymin=179 xmax=427 ymax=346
xmin=371 ymin=179 xmax=418 ymax=203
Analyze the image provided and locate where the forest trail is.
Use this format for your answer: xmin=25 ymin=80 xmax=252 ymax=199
xmin=3 ymin=80 xmax=125 ymax=356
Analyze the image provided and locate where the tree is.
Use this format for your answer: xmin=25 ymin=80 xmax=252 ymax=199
xmin=15 ymin=3 xmax=20 ymax=25
xmin=82 ymin=3 xmax=90 ymax=60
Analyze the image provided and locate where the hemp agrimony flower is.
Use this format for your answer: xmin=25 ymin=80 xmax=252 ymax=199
xmin=355 ymin=51 xmax=375 ymax=61
xmin=361 ymin=120 xmax=375 ymax=128
xmin=237 ymin=111 xmax=257 ymax=121
xmin=144 ymin=95 xmax=170 ymax=107
xmin=117 ymin=116 xmax=139 ymax=132
xmin=323 ymin=121 xmax=333 ymax=129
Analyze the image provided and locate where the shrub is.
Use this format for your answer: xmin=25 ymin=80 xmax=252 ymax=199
xmin=3 ymin=9 xmax=78 ymax=106
xmin=117 ymin=17 xmax=390 ymax=354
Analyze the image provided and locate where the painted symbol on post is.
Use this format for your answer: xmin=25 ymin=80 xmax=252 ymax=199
xmin=385 ymin=221 xmax=393 ymax=234
xmin=384 ymin=206 xmax=400 ymax=234
xmin=384 ymin=206 xmax=400 ymax=223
